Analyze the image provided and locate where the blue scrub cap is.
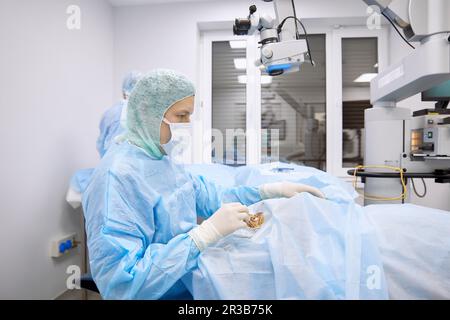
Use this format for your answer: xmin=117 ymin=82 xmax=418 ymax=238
xmin=122 ymin=71 xmax=143 ymax=97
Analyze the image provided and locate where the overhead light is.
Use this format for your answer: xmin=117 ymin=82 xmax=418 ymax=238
xmin=234 ymin=58 xmax=247 ymax=70
xmin=261 ymin=75 xmax=273 ymax=84
xmin=238 ymin=75 xmax=272 ymax=84
xmin=229 ymin=40 xmax=247 ymax=49
xmin=238 ymin=75 xmax=247 ymax=84
xmin=354 ymin=73 xmax=378 ymax=83
xmin=374 ymin=63 xmax=379 ymax=68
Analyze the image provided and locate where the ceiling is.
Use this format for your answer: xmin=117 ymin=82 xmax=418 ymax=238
xmin=108 ymin=0 xmax=218 ymax=6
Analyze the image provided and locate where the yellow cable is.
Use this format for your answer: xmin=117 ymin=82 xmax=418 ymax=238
xmin=353 ymin=165 xmax=407 ymax=201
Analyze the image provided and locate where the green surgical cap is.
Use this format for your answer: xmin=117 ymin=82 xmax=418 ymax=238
xmin=125 ymin=69 xmax=195 ymax=159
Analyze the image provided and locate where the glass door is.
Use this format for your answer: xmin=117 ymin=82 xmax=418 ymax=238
xmin=260 ymin=34 xmax=327 ymax=170
xmin=330 ymin=27 xmax=388 ymax=177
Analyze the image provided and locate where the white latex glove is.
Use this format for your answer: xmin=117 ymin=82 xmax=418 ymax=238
xmin=188 ymin=203 xmax=250 ymax=251
xmin=259 ymin=181 xmax=325 ymax=200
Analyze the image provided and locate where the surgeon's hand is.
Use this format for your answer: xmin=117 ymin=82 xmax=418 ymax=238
xmin=259 ymin=181 xmax=325 ymax=200
xmin=188 ymin=203 xmax=250 ymax=251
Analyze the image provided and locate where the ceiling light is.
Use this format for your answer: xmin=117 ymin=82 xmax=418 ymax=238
xmin=234 ymin=58 xmax=247 ymax=70
xmin=238 ymin=75 xmax=247 ymax=84
xmin=261 ymin=75 xmax=273 ymax=84
xmin=238 ymin=75 xmax=272 ymax=84
xmin=354 ymin=73 xmax=378 ymax=83
xmin=229 ymin=40 xmax=247 ymax=49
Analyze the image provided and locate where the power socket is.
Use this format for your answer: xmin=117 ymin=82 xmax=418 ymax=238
xmin=50 ymin=233 xmax=78 ymax=258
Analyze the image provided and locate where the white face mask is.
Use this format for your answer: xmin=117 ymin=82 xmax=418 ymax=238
xmin=161 ymin=118 xmax=193 ymax=163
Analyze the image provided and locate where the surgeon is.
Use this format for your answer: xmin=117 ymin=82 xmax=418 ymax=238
xmin=96 ymin=71 xmax=143 ymax=157
xmin=82 ymin=69 xmax=325 ymax=300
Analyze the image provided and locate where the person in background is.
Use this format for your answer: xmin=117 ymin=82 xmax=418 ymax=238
xmin=67 ymin=72 xmax=143 ymax=199
xmin=96 ymin=71 xmax=143 ymax=157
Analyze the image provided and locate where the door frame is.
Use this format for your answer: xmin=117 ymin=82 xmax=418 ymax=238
xmin=196 ymin=31 xmax=260 ymax=164
xmin=330 ymin=26 xmax=389 ymax=178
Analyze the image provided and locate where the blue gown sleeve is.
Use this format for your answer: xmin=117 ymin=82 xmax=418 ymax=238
xmin=96 ymin=103 xmax=124 ymax=158
xmin=96 ymin=112 xmax=109 ymax=157
xmin=84 ymin=170 xmax=200 ymax=300
xmin=190 ymin=174 xmax=262 ymax=219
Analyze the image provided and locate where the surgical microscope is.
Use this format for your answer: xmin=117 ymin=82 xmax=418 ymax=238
xmin=234 ymin=0 xmax=450 ymax=205
xmin=233 ymin=0 xmax=313 ymax=76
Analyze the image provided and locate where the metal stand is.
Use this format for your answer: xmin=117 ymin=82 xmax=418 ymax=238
xmin=347 ymin=169 xmax=450 ymax=184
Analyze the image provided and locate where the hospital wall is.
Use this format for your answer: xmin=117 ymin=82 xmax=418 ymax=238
xmin=388 ymin=26 xmax=450 ymax=211
xmin=0 ymin=0 xmax=114 ymax=299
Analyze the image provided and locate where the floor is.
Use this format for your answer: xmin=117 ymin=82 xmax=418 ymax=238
xmin=56 ymin=289 xmax=102 ymax=300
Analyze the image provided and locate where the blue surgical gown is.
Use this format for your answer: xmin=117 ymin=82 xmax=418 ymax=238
xmin=96 ymin=101 xmax=126 ymax=158
xmin=82 ymin=141 xmax=261 ymax=299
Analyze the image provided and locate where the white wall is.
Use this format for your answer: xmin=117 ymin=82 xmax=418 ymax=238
xmin=387 ymin=26 xmax=450 ymax=211
xmin=0 ymin=0 xmax=114 ymax=299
